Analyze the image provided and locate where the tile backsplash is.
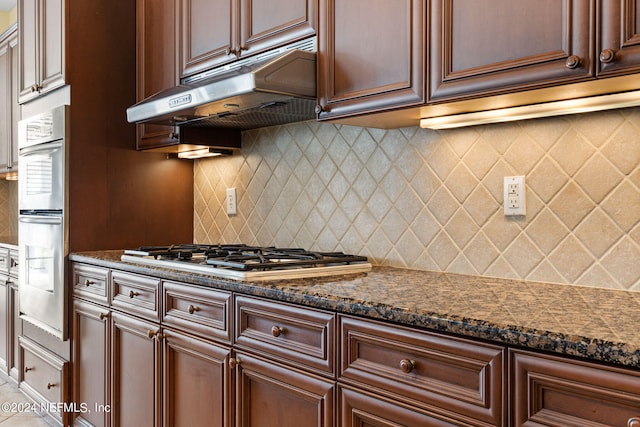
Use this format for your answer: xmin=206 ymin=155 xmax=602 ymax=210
xmin=0 ymin=180 xmax=18 ymax=239
xmin=194 ymin=107 xmax=640 ymax=291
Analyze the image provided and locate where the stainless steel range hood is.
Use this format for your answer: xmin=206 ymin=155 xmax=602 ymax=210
xmin=127 ymin=45 xmax=317 ymax=130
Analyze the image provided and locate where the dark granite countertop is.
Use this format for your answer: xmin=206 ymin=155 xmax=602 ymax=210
xmin=70 ymin=250 xmax=640 ymax=369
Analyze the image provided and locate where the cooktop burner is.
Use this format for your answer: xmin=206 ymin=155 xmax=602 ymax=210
xmin=121 ymin=244 xmax=372 ymax=281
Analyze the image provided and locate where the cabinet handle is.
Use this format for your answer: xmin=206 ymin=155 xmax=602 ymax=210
xmin=24 ymin=366 xmax=34 ymax=373
xmin=628 ymin=417 xmax=640 ymax=427
xmin=129 ymin=290 xmax=139 ymax=298
xmin=188 ymin=305 xmax=200 ymax=314
xmin=229 ymin=357 xmax=241 ymax=368
xmin=147 ymin=330 xmax=163 ymax=341
xmin=399 ymin=359 xmax=416 ymax=373
xmin=600 ymin=48 xmax=616 ymax=64
xmin=565 ymin=55 xmax=581 ymax=69
xmin=271 ymin=326 xmax=285 ymax=337
xmin=99 ymin=312 xmax=108 ymax=320
xmin=84 ymin=279 xmax=95 ymax=286
xmin=47 ymin=383 xmax=56 ymax=389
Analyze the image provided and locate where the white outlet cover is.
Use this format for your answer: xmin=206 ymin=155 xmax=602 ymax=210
xmin=503 ymin=176 xmax=526 ymax=216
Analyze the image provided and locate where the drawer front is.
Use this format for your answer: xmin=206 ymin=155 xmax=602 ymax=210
xmin=235 ymin=295 xmax=335 ymax=376
xmin=162 ymin=281 xmax=232 ymax=344
xmin=511 ymin=349 xmax=640 ymax=427
xmin=0 ymin=247 xmax=10 ymax=275
xmin=72 ymin=263 xmax=109 ymax=304
xmin=340 ymin=315 xmax=505 ymax=426
xmin=111 ymin=271 xmax=160 ymax=321
xmin=19 ymin=337 xmax=68 ymax=410
xmin=9 ymin=249 xmax=18 ymax=278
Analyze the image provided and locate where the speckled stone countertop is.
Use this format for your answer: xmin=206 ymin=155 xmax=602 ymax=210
xmin=70 ymin=250 xmax=640 ymax=369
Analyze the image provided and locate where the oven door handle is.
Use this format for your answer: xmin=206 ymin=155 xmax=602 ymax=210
xmin=19 ymin=215 xmax=63 ymax=225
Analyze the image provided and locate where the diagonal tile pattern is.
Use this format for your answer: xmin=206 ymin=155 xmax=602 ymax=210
xmin=195 ymin=107 xmax=640 ymax=291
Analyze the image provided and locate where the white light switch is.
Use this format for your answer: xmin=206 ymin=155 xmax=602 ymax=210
xmin=504 ymin=176 xmax=526 ymax=216
xmin=226 ymin=188 xmax=237 ymax=215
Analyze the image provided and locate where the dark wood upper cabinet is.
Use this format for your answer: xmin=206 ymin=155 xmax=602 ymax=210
xmin=136 ymin=0 xmax=179 ymax=150
xmin=429 ymin=0 xmax=594 ymax=102
xmin=317 ymin=0 xmax=426 ymax=120
xmin=18 ymin=0 xmax=66 ymax=103
xmin=598 ymin=0 xmax=640 ymax=76
xmin=179 ymin=0 xmax=317 ymax=79
xmin=430 ymin=0 xmax=640 ymax=103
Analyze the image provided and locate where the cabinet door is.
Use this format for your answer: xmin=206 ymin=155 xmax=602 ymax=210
xmin=598 ymin=0 xmax=640 ymax=76
xmin=163 ymin=329 xmax=232 ymax=427
xmin=179 ymin=0 xmax=237 ymax=78
xmin=239 ymin=0 xmax=317 ymax=56
xmin=111 ymin=311 xmax=162 ymax=427
xmin=9 ymin=34 xmax=18 ymax=169
xmin=317 ymin=0 xmax=425 ymax=119
xmin=511 ymin=349 xmax=640 ymax=426
xmin=429 ymin=0 xmax=593 ymax=102
xmin=18 ymin=0 xmax=65 ymax=103
xmin=136 ymin=0 xmax=180 ymax=150
xmin=233 ymin=352 xmax=335 ymax=427
xmin=0 ymin=277 xmax=7 ymax=374
xmin=8 ymin=281 xmax=19 ymax=382
xmin=338 ymin=385 xmax=460 ymax=427
xmin=72 ymin=299 xmax=110 ymax=427
xmin=18 ymin=0 xmax=38 ymax=102
xmin=0 ymin=37 xmax=10 ymax=171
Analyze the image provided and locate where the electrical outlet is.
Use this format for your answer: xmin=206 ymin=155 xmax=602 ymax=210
xmin=504 ymin=176 xmax=526 ymax=216
xmin=226 ymin=188 xmax=237 ymax=215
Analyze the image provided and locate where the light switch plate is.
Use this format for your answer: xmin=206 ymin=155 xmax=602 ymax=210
xmin=504 ymin=176 xmax=526 ymax=216
xmin=226 ymin=188 xmax=237 ymax=215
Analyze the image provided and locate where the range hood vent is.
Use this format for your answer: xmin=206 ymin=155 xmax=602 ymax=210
xmin=127 ymin=39 xmax=317 ymax=130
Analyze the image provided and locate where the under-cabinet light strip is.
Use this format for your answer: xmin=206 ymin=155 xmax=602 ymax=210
xmin=420 ymin=90 xmax=640 ymax=129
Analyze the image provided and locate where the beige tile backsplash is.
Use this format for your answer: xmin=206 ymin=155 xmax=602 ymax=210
xmin=0 ymin=180 xmax=18 ymax=239
xmin=194 ymin=107 xmax=640 ymax=291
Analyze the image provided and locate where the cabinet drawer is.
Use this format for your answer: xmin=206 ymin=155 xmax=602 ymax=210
xmin=0 ymin=247 xmax=10 ymax=275
xmin=340 ymin=315 xmax=505 ymax=426
xmin=162 ymin=281 xmax=232 ymax=344
xmin=511 ymin=349 xmax=640 ymax=427
xmin=235 ymin=295 xmax=335 ymax=376
xmin=72 ymin=263 xmax=109 ymax=304
xmin=111 ymin=271 xmax=160 ymax=321
xmin=19 ymin=337 xmax=68 ymax=417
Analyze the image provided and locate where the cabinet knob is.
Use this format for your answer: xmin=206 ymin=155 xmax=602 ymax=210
xmin=628 ymin=417 xmax=640 ymax=427
xmin=84 ymin=279 xmax=95 ymax=286
xmin=565 ymin=55 xmax=581 ymax=69
xmin=147 ymin=330 xmax=163 ymax=341
xmin=47 ymin=383 xmax=56 ymax=389
xmin=129 ymin=290 xmax=139 ymax=298
xmin=99 ymin=312 xmax=108 ymax=321
xmin=225 ymin=46 xmax=237 ymax=56
xmin=314 ymin=104 xmax=324 ymax=115
xmin=399 ymin=359 xmax=416 ymax=373
xmin=599 ymin=48 xmax=616 ymax=64
xmin=188 ymin=304 xmax=200 ymax=314
xmin=271 ymin=325 xmax=285 ymax=337
xmin=229 ymin=357 xmax=241 ymax=368
xmin=31 ymin=84 xmax=38 ymax=92
xmin=24 ymin=366 xmax=34 ymax=373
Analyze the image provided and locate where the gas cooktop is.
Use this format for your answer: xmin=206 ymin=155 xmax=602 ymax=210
xmin=121 ymin=244 xmax=372 ymax=281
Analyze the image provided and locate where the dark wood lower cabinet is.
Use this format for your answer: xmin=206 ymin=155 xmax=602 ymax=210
xmin=162 ymin=329 xmax=232 ymax=427
xmin=72 ymin=300 xmax=110 ymax=427
xmin=511 ymin=349 xmax=640 ymax=427
xmin=233 ymin=351 xmax=335 ymax=427
xmin=338 ymin=384 xmax=459 ymax=427
xmin=110 ymin=311 xmax=162 ymax=427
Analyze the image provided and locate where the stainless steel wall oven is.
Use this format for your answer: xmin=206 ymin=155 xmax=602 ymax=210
xmin=18 ymin=105 xmax=68 ymax=339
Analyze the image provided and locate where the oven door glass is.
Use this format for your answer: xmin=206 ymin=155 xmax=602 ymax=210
xmin=18 ymin=140 xmax=65 ymax=212
xmin=18 ymin=214 xmax=66 ymax=339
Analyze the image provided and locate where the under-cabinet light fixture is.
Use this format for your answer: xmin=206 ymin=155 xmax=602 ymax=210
xmin=177 ymin=148 xmax=234 ymax=159
xmin=420 ymin=90 xmax=640 ymax=130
